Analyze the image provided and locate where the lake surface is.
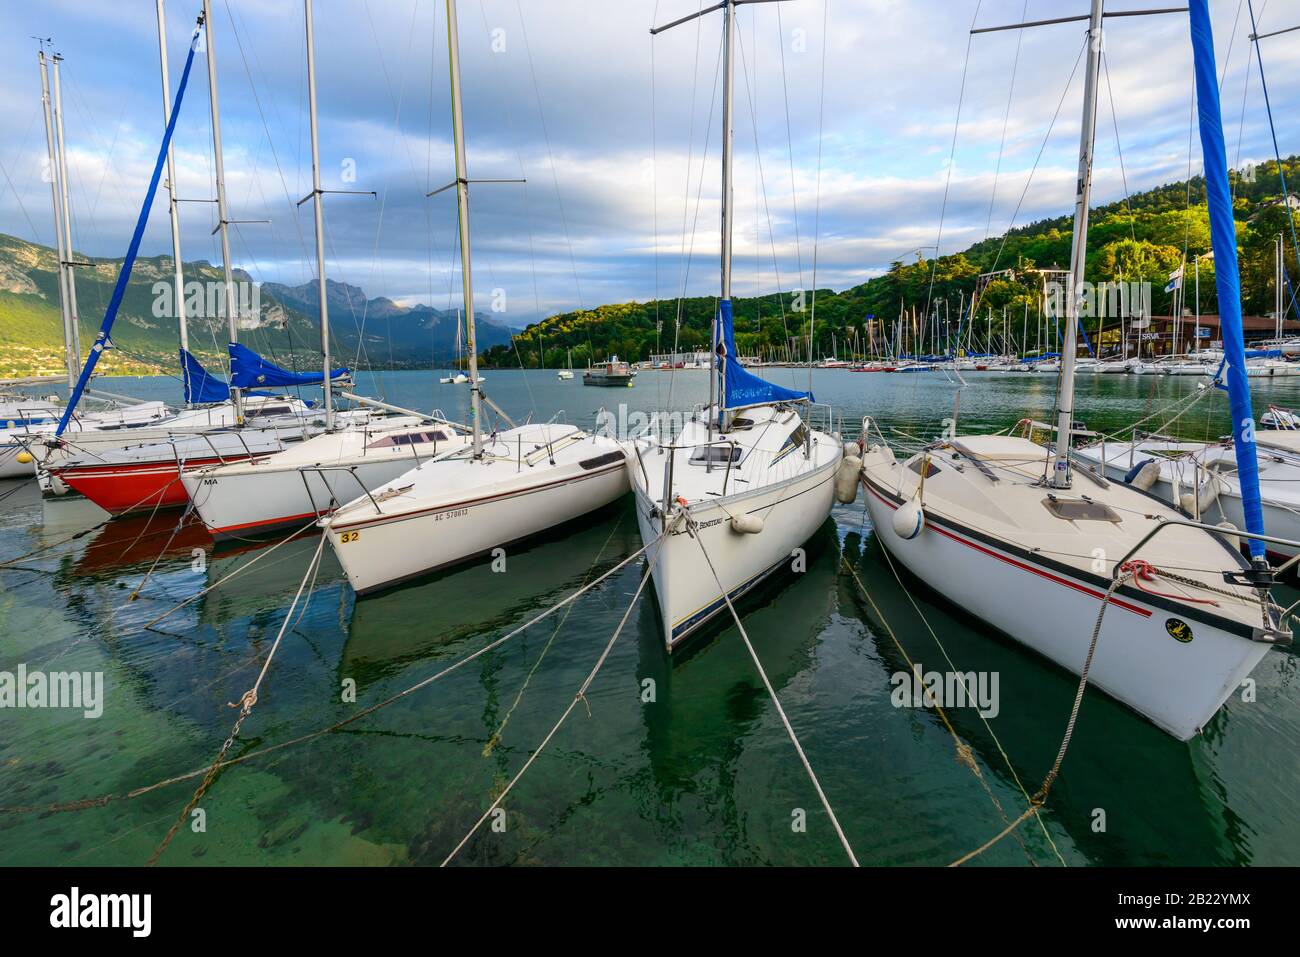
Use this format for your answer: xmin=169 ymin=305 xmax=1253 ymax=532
xmin=1 ymin=368 xmax=1297 ymax=866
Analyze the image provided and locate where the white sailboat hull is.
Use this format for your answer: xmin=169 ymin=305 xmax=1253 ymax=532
xmin=181 ymin=421 xmax=467 ymax=539
xmin=861 ymin=473 xmax=1271 ymax=740
xmin=184 ymin=455 xmax=426 ymax=539
xmin=324 ymin=427 xmax=630 ymax=594
xmin=634 ymin=457 xmax=838 ymax=649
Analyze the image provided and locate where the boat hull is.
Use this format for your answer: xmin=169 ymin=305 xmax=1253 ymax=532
xmin=183 ymin=456 xmax=435 ymax=540
xmin=328 ymin=458 xmax=630 ymax=594
xmin=861 ymin=473 xmax=1271 ymax=740
xmin=635 ymin=457 xmax=838 ymax=651
xmin=54 ymin=455 xmax=244 ymax=516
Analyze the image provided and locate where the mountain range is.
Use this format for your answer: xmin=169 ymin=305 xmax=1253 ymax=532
xmin=0 ymin=232 xmax=513 ymax=378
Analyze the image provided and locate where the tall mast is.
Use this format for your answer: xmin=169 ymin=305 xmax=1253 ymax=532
xmin=720 ymin=0 xmax=735 ymax=301
xmin=710 ymin=0 xmax=735 ymax=442
xmin=201 ymin=0 xmax=242 ymax=421
xmin=38 ymin=51 xmax=76 ymax=388
xmin=1049 ymin=0 xmax=1104 ymax=488
xmin=446 ymin=0 xmax=482 ymax=457
xmin=156 ymin=0 xmax=189 ymax=367
xmin=51 ymin=56 xmax=82 ymax=373
xmin=304 ymin=0 xmax=334 ymax=431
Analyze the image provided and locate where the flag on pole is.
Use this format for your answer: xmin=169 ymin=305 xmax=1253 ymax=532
xmin=1165 ymin=264 xmax=1184 ymax=293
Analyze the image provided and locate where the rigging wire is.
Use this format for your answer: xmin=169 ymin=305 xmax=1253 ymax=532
xmin=984 ymin=0 xmax=1029 ymax=242
xmin=807 ymin=0 xmax=830 ymax=390
xmin=922 ymin=0 xmax=984 ymax=327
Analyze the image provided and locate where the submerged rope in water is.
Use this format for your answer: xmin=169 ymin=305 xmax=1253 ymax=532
xmin=948 ymin=569 xmax=1134 ymax=867
xmin=0 ymin=533 xmax=662 ymax=818
xmin=441 ymin=544 xmax=660 ymax=867
xmin=838 ymin=549 xmax=1043 ymax=866
xmin=147 ymin=532 xmax=329 ymax=866
xmin=688 ymin=511 xmax=860 ymax=867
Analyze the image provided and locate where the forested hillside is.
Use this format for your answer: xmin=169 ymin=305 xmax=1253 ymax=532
xmin=484 ymin=157 xmax=1300 ymax=368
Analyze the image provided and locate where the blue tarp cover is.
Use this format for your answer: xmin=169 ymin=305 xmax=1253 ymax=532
xmin=717 ymin=299 xmax=811 ymax=421
xmin=180 ymin=348 xmax=230 ymax=404
xmin=228 ymin=342 xmax=349 ymax=390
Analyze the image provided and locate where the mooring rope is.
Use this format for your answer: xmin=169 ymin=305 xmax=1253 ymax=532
xmin=687 ymin=510 xmax=860 ymax=867
xmin=838 ymin=550 xmax=1044 ymax=866
xmin=948 ymin=568 xmax=1135 ymax=866
xmin=146 ymin=532 xmax=330 ymax=865
xmin=1 ymin=533 xmax=662 ymax=818
xmin=441 ymin=545 xmax=660 ymax=866
xmin=484 ymin=514 xmax=626 ymax=757
xmin=0 ymin=472 xmax=189 ymax=570
xmin=138 ymin=515 xmax=323 ymax=631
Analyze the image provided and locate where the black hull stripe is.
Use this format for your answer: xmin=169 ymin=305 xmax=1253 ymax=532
xmin=861 ymin=472 xmax=1260 ymax=642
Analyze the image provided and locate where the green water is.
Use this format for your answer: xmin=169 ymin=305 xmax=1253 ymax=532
xmin=1 ymin=369 xmax=1298 ymax=866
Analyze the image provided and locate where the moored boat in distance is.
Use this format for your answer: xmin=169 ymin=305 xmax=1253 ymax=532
xmin=583 ymin=356 xmax=635 ymax=387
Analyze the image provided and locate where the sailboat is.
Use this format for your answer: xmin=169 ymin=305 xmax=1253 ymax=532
xmin=857 ymin=0 xmax=1289 ymax=741
xmin=557 ymin=348 xmax=574 ymax=380
xmin=36 ymin=2 xmax=354 ymax=516
xmin=320 ymin=0 xmax=628 ymax=595
xmin=180 ymin=0 xmax=473 ymax=539
xmin=2 ymin=46 xmax=174 ymax=483
xmin=626 ymin=0 xmax=845 ymax=651
xmin=439 ymin=312 xmax=484 ymax=384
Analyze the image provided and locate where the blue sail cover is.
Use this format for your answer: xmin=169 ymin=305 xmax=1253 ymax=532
xmin=55 ymin=23 xmax=203 ymax=437
xmin=1190 ymin=0 xmax=1266 ymax=560
xmin=717 ymin=299 xmax=810 ymax=421
xmin=180 ymin=348 xmax=230 ymax=404
xmin=229 ymin=343 xmax=349 ymax=390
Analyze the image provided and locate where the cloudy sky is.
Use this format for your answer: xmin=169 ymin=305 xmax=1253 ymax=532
xmin=2 ymin=0 xmax=1298 ymax=327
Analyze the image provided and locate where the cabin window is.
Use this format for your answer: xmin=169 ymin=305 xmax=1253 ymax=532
xmin=690 ymin=445 xmax=743 ymax=465
xmin=257 ymin=405 xmax=293 ymax=416
xmin=366 ymin=430 xmax=450 ymax=450
xmin=580 ymin=451 xmax=625 ymax=470
xmin=908 ymin=458 xmax=941 ymax=478
xmin=1041 ymin=497 xmax=1120 ymax=522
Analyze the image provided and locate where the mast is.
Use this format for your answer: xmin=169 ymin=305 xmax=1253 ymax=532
xmin=304 ymin=0 xmax=334 ymax=431
xmin=201 ymin=0 xmax=242 ymax=421
xmin=446 ymin=0 xmax=482 ymax=458
xmin=710 ymin=0 xmax=736 ymax=442
xmin=1049 ymin=0 xmax=1104 ymax=488
xmin=38 ymin=51 xmax=76 ymax=388
xmin=156 ymin=0 xmax=189 ymax=366
xmin=51 ymin=56 xmax=82 ymax=374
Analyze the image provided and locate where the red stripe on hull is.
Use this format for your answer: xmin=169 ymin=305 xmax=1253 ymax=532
xmin=55 ymin=455 xmax=249 ymax=516
xmin=863 ymin=479 xmax=1151 ymax=618
xmin=211 ymin=510 xmax=323 ymax=538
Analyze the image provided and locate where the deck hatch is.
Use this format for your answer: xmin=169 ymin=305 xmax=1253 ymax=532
xmin=1041 ymin=497 xmax=1121 ymax=523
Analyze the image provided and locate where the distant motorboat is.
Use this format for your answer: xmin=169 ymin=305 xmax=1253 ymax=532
xmin=583 ymin=356 xmax=635 ymax=387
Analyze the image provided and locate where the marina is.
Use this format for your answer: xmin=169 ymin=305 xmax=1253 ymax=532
xmin=2 ymin=368 xmax=1299 ymax=866
xmin=0 ymin=0 xmax=1297 ymax=904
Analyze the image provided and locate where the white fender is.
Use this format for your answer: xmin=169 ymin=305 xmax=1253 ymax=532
xmin=730 ymin=512 xmax=764 ymax=535
xmin=1179 ymin=477 xmax=1220 ymax=517
xmin=892 ymin=499 xmax=925 ymax=540
xmin=1131 ymin=460 xmax=1161 ymax=492
xmin=1216 ymin=520 xmax=1241 ymax=553
xmin=834 ymin=455 xmax=862 ymax=504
